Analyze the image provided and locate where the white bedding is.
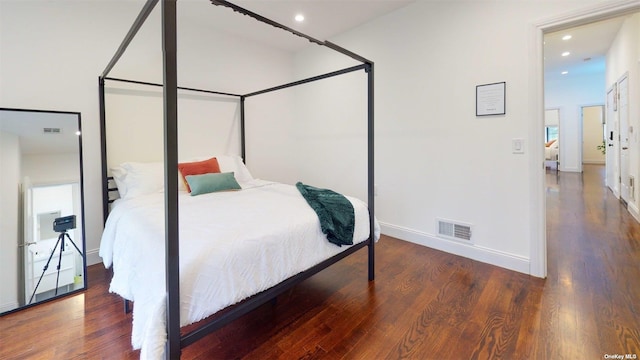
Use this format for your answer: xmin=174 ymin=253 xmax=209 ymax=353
xmin=99 ymin=179 xmax=379 ymax=359
xmin=545 ymin=141 xmax=559 ymax=161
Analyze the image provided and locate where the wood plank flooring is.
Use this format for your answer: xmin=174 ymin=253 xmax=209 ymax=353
xmin=1 ymin=164 xmax=639 ymax=359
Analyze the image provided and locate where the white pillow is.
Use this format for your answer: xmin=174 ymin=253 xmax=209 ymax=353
xmin=215 ymin=155 xmax=254 ymax=183
xmin=187 ymin=155 xmax=254 ymax=183
xmin=112 ymin=161 xmax=187 ymax=199
xmin=116 ymin=162 xmax=165 ymax=199
xmin=110 ymin=165 xmax=130 ymax=199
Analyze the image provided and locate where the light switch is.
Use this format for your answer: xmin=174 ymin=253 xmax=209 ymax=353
xmin=512 ymin=138 xmax=524 ymax=154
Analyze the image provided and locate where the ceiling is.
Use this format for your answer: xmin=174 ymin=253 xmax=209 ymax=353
xmin=544 ymin=16 xmax=629 ymax=81
xmin=0 ymin=110 xmax=81 ymax=155
xmin=185 ymin=1 xmax=629 ymax=79
xmin=179 ymin=0 xmax=415 ymax=52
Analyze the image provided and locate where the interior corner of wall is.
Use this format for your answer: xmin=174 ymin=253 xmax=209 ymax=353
xmin=85 ymin=248 xmax=102 ymax=266
xmin=628 ymin=201 xmax=640 ymax=224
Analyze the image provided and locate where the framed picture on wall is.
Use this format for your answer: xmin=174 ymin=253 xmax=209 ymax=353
xmin=476 ymin=81 xmax=506 ymax=116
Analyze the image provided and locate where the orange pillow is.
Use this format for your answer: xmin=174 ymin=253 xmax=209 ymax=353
xmin=178 ymin=157 xmax=221 ymax=192
xmin=545 ymin=139 xmax=556 ymax=147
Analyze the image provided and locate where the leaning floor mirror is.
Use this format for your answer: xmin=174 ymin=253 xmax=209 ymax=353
xmin=0 ymin=108 xmax=86 ymax=314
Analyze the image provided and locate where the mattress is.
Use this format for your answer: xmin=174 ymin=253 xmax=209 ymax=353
xmin=99 ymin=179 xmax=379 ymax=359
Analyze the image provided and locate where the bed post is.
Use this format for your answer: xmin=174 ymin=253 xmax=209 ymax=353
xmin=240 ymin=96 xmax=246 ymax=163
xmin=366 ymin=62 xmax=375 ymax=282
xmin=99 ymin=76 xmax=109 ymax=225
xmin=162 ymin=0 xmax=181 ymax=359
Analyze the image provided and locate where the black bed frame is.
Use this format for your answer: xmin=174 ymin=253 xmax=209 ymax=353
xmin=98 ymin=1 xmax=374 ymax=358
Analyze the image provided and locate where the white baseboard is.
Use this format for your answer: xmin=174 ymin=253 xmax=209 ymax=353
xmin=628 ymin=202 xmax=640 ymax=223
xmin=86 ymin=248 xmax=102 ymax=266
xmin=0 ymin=301 xmax=20 ymax=313
xmin=380 ymin=222 xmax=531 ymax=275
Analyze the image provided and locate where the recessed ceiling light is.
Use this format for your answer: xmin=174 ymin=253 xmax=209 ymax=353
xmin=561 ymin=71 xmax=569 ymax=75
xmin=294 ymin=14 xmax=304 ymax=22
xmin=562 ymin=35 xmax=572 ymax=41
xmin=561 ymin=51 xmax=570 ymax=57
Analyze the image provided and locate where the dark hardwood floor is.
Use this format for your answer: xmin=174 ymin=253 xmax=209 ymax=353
xmin=1 ymin=164 xmax=639 ymax=359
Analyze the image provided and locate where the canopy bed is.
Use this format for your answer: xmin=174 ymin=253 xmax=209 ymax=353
xmin=98 ymin=0 xmax=375 ymax=358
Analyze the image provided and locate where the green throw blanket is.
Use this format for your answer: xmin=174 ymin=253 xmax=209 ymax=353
xmin=296 ymin=182 xmax=355 ymax=247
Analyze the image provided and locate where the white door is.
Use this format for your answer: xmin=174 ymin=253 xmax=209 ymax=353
xmin=618 ymin=75 xmax=630 ymax=203
xmin=581 ymin=105 xmax=605 ymax=165
xmin=606 ymin=86 xmax=618 ymax=194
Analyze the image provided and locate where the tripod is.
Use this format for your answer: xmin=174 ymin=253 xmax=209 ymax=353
xmin=28 ymin=231 xmax=83 ymax=304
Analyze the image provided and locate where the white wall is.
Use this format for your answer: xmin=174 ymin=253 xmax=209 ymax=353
xmin=545 ymin=72 xmax=606 ymax=171
xmin=0 ymin=131 xmax=21 ymax=312
xmin=0 ymin=1 xmax=295 ymax=265
xmin=244 ymin=90 xmax=298 ymax=183
xmin=545 ymin=109 xmax=560 ymax=127
xmin=104 ymin=84 xmax=245 ymax=167
xmin=249 ymin=64 xmax=369 ymax=196
xmin=103 ymin=1 xmax=296 ymax=169
xmin=281 ymin=0 xmax=614 ymax=275
xmin=606 ymin=13 xmax=640 ymax=219
xmin=22 ymin=153 xmax=80 ymax=184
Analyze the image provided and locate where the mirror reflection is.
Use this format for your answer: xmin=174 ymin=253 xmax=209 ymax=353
xmin=0 ymin=108 xmax=86 ymax=314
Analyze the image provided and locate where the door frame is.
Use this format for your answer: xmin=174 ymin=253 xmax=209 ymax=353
xmin=617 ymin=73 xmax=631 ymax=204
xmin=530 ymin=0 xmax=640 ymax=278
xmin=606 ymin=85 xmax=620 ymax=195
xmin=23 ymin=181 xmax=79 ymax=304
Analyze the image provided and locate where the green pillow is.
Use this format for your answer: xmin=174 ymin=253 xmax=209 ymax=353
xmin=185 ymin=172 xmax=241 ymax=196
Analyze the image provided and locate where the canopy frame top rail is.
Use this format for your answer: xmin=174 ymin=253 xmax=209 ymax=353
xmin=209 ymin=0 xmax=373 ymax=65
xmin=100 ymin=0 xmax=373 ymax=82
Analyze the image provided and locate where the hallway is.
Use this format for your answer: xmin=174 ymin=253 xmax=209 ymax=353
xmin=543 ymin=164 xmax=640 ymax=357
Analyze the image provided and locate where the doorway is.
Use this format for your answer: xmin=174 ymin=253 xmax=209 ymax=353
xmin=22 ymin=182 xmax=83 ymax=305
xmin=533 ymin=1 xmax=640 ymax=278
xmin=581 ymin=105 xmax=605 ymax=166
xmin=606 ymin=85 xmax=619 ymax=194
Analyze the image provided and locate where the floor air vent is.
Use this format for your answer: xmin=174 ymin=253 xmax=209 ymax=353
xmin=437 ymin=218 xmax=472 ymax=242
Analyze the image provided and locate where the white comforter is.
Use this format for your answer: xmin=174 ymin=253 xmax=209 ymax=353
xmin=99 ymin=180 xmax=379 ymax=359
xmin=545 ymin=142 xmax=559 ymax=161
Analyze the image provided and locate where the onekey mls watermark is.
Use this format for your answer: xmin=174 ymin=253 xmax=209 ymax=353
xmin=603 ymin=354 xmax=637 ymax=359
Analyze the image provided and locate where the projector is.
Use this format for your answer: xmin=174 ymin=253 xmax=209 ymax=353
xmin=53 ymin=215 xmax=76 ymax=233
